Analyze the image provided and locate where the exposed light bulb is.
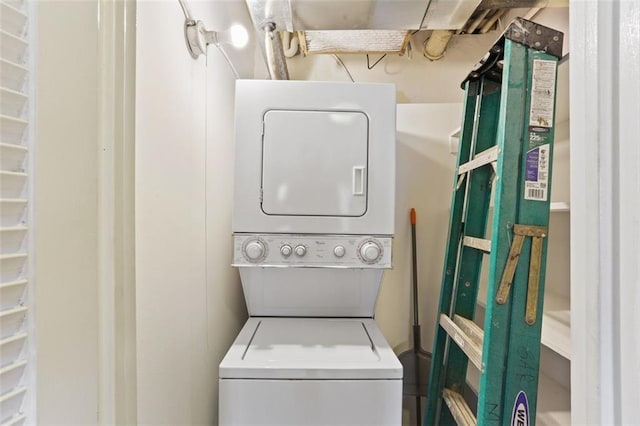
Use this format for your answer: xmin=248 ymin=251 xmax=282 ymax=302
xmin=228 ymin=24 xmax=249 ymax=49
xmin=213 ymin=23 xmax=249 ymax=49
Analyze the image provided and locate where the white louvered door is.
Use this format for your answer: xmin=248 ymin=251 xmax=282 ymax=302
xmin=0 ymin=0 xmax=33 ymax=424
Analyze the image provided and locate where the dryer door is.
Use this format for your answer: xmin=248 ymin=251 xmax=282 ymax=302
xmin=261 ymin=110 xmax=368 ymax=217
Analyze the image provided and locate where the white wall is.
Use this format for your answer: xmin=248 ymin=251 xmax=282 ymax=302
xmin=135 ymin=1 xmax=253 ymax=423
xmin=35 ymin=1 xmax=100 ymax=423
xmin=385 ymin=104 xmax=460 ymax=353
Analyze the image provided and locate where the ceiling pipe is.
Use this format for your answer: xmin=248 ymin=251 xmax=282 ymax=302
xmin=264 ymin=22 xmax=290 ymax=80
xmin=423 ymin=30 xmax=454 ymax=61
xmin=479 ymin=8 xmax=507 ymax=34
xmin=465 ymin=9 xmax=492 ymax=34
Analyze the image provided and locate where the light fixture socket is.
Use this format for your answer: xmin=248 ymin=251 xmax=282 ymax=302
xmin=185 ymin=20 xmax=217 ymax=58
xmin=184 ymin=20 xmax=248 ymax=58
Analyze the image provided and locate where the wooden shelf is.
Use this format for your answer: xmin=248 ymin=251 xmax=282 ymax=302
xmin=549 ymin=202 xmax=570 ymax=212
xmin=476 ymin=289 xmax=570 ymax=359
xmin=536 ymin=371 xmax=571 ymax=425
xmin=489 ymin=201 xmax=569 ymax=213
xmin=540 ymin=292 xmax=571 ymax=360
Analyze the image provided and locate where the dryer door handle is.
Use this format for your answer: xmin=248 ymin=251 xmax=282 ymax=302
xmin=353 ymin=166 xmax=366 ymax=195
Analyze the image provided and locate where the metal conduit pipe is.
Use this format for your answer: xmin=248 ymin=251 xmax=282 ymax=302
xmin=465 ymin=9 xmax=492 ymax=34
xmin=479 ymin=9 xmax=507 ymax=34
xmin=423 ymin=30 xmax=454 ymax=61
xmin=264 ymin=22 xmax=290 ymax=80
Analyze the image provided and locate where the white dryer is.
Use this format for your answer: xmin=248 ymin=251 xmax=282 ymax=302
xmin=232 ymin=79 xmax=395 ymax=236
xmin=220 ymin=80 xmax=401 ymax=425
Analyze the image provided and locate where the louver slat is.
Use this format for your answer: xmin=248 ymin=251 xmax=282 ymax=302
xmin=0 ymin=0 xmax=30 ymax=420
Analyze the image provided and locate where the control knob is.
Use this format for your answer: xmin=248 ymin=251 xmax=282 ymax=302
xmin=294 ymin=245 xmax=307 ymax=257
xmin=243 ymin=239 xmax=266 ymax=262
xmin=333 ymin=245 xmax=346 ymax=258
xmin=358 ymin=240 xmax=382 ymax=264
xmin=280 ymin=244 xmax=292 ymax=257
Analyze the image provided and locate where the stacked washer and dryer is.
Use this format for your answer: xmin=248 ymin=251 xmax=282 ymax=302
xmin=219 ymin=80 xmax=402 ymax=425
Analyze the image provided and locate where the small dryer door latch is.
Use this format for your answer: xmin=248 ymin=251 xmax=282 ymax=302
xmin=353 ymin=166 xmax=366 ymax=196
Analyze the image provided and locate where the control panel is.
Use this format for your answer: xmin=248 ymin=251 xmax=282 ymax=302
xmin=232 ymin=234 xmax=392 ymax=268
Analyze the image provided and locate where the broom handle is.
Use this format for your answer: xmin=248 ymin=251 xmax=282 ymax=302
xmin=410 ymin=208 xmax=419 ymax=328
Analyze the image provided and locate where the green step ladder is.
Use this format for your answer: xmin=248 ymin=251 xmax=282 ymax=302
xmin=424 ymin=18 xmax=564 ymax=426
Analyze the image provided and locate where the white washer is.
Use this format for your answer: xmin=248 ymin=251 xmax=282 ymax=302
xmin=221 ymin=80 xmax=400 ymax=425
xmin=219 ymin=318 xmax=402 ymax=426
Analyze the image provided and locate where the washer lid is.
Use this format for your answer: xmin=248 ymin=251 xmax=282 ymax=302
xmin=219 ymin=318 xmax=402 ymax=379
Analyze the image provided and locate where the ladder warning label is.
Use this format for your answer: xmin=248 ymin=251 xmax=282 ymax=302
xmin=529 ymin=59 xmax=557 ymax=128
xmin=525 ymin=144 xmax=549 ymax=201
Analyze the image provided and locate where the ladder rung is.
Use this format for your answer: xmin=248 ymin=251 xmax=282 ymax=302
xmin=439 ymin=314 xmax=483 ymax=370
xmin=462 ymin=236 xmax=491 ymax=253
xmin=458 ymin=146 xmax=498 ymax=175
xmin=453 ymin=314 xmax=484 ymax=349
xmin=443 ymin=388 xmax=477 ymax=426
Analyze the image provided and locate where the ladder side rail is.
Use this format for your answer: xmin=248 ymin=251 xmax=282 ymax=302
xmin=501 ymin=48 xmax=560 ymax=426
xmin=477 ymin=39 xmax=530 ymax=425
xmin=442 ymin=84 xmax=502 ymax=400
xmin=424 ymin=84 xmax=481 ymax=426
